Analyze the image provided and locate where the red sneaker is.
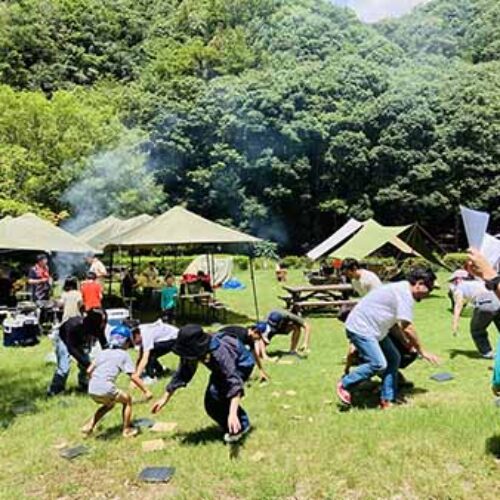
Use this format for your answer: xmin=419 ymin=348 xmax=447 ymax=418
xmin=379 ymin=400 xmax=393 ymax=410
xmin=336 ymin=381 xmax=351 ymax=405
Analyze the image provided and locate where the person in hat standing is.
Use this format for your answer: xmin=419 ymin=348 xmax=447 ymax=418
xmin=27 ymin=254 xmax=52 ymax=302
xmin=85 ymin=253 xmax=108 ymax=283
xmin=82 ymin=325 xmax=152 ymax=438
xmin=152 ymin=324 xmax=254 ymax=443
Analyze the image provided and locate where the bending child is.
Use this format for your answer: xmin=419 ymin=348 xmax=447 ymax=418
xmin=82 ymin=325 xmax=152 ymax=438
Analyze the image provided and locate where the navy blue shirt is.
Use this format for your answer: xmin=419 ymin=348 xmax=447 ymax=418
xmin=166 ymin=335 xmax=254 ymax=399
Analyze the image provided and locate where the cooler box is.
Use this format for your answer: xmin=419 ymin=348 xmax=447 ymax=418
xmin=104 ymin=308 xmax=130 ymax=342
xmin=106 ymin=308 xmax=130 ymax=328
xmin=3 ymin=315 xmax=40 ymax=347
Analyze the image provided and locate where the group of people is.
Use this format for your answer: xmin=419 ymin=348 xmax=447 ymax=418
xmin=42 ymin=248 xmax=500 ymax=443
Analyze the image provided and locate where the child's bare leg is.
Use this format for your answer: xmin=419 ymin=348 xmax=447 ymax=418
xmin=115 ymin=392 xmax=137 ymax=437
xmin=289 ymin=326 xmax=301 ymax=353
xmin=82 ymin=403 xmax=114 ymax=435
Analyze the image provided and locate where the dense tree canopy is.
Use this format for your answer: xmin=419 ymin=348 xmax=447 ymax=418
xmin=0 ymin=0 xmax=498 ymax=250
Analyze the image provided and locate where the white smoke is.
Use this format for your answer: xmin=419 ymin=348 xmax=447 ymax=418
xmin=332 ymin=0 xmax=431 ymax=22
xmin=62 ymin=132 xmax=165 ymax=234
xmin=53 ymin=132 xmax=166 ymax=281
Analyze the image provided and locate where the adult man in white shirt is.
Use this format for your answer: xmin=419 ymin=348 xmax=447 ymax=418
xmin=337 ymin=268 xmax=439 ymax=408
xmin=131 ymin=319 xmax=179 ymax=380
xmin=85 ymin=253 xmax=108 ymax=282
xmin=341 ymin=258 xmax=381 ymax=297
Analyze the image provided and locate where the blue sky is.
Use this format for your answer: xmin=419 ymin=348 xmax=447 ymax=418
xmin=332 ymin=0 xmax=430 ymax=22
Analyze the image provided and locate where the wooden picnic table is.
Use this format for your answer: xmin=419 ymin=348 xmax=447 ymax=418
xmin=280 ymin=283 xmax=357 ymax=315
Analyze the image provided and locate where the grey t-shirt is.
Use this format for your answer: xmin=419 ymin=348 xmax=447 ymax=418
xmin=88 ymin=348 xmax=135 ymax=397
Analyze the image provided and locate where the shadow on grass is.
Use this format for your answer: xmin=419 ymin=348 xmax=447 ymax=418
xmin=95 ymin=423 xmax=124 ymax=441
xmin=485 ymin=435 xmax=500 ymax=458
xmin=0 ymin=362 xmax=49 ymax=429
xmin=178 ymin=425 xmax=222 ymax=446
xmin=267 ymin=349 xmax=305 ymax=359
xmin=448 ymin=349 xmax=483 ymax=360
xmin=341 ymin=381 xmax=428 ymax=411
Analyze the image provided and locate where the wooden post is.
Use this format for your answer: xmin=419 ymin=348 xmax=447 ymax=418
xmin=249 ymin=255 xmax=259 ymax=320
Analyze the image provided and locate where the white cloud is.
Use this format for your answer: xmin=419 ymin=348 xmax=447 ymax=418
xmin=332 ymin=0 xmax=430 ymax=22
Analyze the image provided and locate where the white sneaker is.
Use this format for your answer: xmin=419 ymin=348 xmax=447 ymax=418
xmin=142 ymin=376 xmax=157 ymax=386
xmin=223 ymin=425 xmax=251 ymax=444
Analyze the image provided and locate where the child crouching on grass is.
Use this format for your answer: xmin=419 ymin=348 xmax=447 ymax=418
xmin=82 ymin=325 xmax=153 ymax=438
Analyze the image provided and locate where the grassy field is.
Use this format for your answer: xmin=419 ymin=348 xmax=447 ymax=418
xmin=0 ymin=269 xmax=499 ymax=499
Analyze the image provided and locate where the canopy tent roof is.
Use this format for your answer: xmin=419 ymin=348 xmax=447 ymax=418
xmin=332 ymin=219 xmax=417 ymax=260
xmin=107 ymin=206 xmax=261 ymax=249
xmin=307 ymin=218 xmax=363 ymax=261
xmin=0 ymin=213 xmax=96 ymax=253
xmin=76 ymin=215 xmax=120 ymax=243
xmin=77 ymin=214 xmax=154 ymax=251
xmin=306 ymin=217 xmax=447 ymax=266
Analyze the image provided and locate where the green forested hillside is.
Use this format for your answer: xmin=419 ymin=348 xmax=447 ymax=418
xmin=0 ymin=0 xmax=498 ymax=248
xmin=378 ymin=0 xmax=500 ymax=62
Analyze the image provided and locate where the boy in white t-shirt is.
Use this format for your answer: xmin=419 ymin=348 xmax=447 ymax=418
xmin=337 ymin=268 xmax=439 ymax=409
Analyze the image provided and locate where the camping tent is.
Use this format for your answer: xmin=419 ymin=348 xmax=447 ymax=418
xmin=0 ymin=213 xmax=96 ymax=253
xmin=77 ymin=214 xmax=154 ymax=251
xmin=184 ymin=255 xmax=234 ymax=287
xmin=307 ymin=218 xmax=443 ymax=266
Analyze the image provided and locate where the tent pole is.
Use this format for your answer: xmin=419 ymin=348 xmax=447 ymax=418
xmin=249 ymin=255 xmax=259 ymax=320
xmin=107 ymin=249 xmax=114 ymax=297
xmin=416 ymin=223 xmax=448 ymax=255
xmin=211 ymin=250 xmax=216 ymax=300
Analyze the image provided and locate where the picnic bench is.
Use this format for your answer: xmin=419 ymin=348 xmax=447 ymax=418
xmin=178 ymin=293 xmax=228 ymax=323
xmin=280 ymin=284 xmax=357 ymax=315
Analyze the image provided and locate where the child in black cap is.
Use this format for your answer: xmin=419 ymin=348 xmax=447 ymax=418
xmin=152 ymin=324 xmax=254 ymax=443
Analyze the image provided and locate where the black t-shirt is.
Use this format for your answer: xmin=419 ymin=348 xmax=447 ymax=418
xmin=218 ymin=325 xmax=254 ymax=349
xmin=0 ymin=277 xmax=13 ymax=306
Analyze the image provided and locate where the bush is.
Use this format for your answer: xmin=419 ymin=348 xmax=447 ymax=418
xmin=281 ymin=256 xmax=308 ymax=269
xmin=443 ymin=253 xmax=468 ymax=270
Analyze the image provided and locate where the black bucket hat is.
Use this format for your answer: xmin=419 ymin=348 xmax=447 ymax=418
xmin=173 ymin=324 xmax=211 ymax=360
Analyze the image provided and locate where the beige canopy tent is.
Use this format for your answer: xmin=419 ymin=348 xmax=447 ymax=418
xmin=108 ymin=206 xmax=261 ymax=248
xmin=77 ymin=214 xmax=154 ymax=251
xmin=0 ymin=213 xmax=96 ymax=253
xmin=106 ymin=206 xmax=262 ymax=318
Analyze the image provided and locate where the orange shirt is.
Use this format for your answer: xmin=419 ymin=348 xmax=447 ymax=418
xmin=80 ymin=280 xmax=103 ymax=311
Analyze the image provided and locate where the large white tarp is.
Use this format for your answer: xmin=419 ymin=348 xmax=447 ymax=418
xmin=306 ymin=218 xmax=363 ymax=261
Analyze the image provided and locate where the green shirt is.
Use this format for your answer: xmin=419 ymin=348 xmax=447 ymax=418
xmin=161 ymin=286 xmax=178 ymax=310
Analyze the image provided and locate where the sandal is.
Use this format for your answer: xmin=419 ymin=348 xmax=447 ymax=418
xmin=123 ymin=427 xmax=139 ymax=438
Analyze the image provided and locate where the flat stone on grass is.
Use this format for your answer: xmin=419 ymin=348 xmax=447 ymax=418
xmin=59 ymin=445 xmax=89 ymax=460
xmin=138 ymin=466 xmax=175 ymax=483
xmin=142 ymin=439 xmax=166 ymax=452
xmin=151 ymin=422 xmax=178 ymax=433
